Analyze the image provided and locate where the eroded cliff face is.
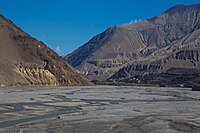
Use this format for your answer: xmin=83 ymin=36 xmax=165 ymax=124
xmin=14 ymin=66 xmax=57 ymax=86
xmin=66 ymin=4 xmax=200 ymax=81
xmin=175 ymin=50 xmax=199 ymax=62
xmin=0 ymin=14 xmax=91 ymax=87
xmin=111 ymin=47 xmax=200 ymax=79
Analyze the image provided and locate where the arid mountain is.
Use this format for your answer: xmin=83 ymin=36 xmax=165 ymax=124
xmin=0 ymin=14 xmax=91 ymax=87
xmin=110 ymin=28 xmax=200 ymax=86
xmin=65 ymin=4 xmax=200 ymax=82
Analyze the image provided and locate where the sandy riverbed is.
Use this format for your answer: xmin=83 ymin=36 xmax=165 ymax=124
xmin=0 ymin=86 xmax=199 ymax=133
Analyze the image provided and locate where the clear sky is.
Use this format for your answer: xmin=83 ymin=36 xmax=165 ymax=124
xmin=0 ymin=0 xmax=199 ymax=55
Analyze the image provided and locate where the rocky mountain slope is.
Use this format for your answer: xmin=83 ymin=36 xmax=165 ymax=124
xmin=0 ymin=14 xmax=91 ymax=87
xmin=65 ymin=4 xmax=200 ymax=83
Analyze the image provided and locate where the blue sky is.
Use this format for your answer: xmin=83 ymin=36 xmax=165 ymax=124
xmin=0 ymin=0 xmax=199 ymax=55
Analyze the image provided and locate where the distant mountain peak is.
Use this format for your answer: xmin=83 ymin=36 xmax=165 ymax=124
xmin=165 ymin=3 xmax=199 ymax=14
xmin=65 ymin=4 xmax=200 ymax=81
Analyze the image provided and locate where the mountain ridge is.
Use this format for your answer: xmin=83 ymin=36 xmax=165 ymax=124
xmin=0 ymin=14 xmax=91 ymax=87
xmin=65 ymin=4 xmax=200 ymax=82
